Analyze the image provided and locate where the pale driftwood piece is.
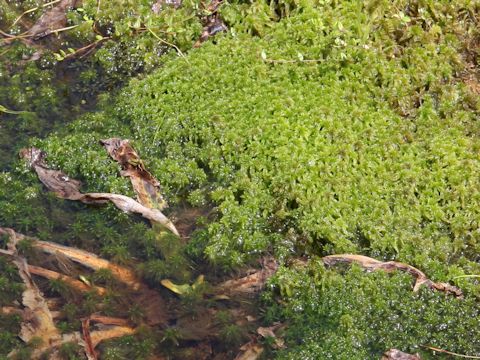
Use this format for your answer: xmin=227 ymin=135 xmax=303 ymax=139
xmin=382 ymin=349 xmax=421 ymax=360
xmin=19 ymin=147 xmax=179 ymax=236
xmin=322 ymin=254 xmax=463 ymax=297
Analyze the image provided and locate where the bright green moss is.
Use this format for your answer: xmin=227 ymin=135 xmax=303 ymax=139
xmin=30 ymin=1 xmax=480 ymax=279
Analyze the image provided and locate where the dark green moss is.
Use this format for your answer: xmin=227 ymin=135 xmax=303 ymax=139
xmin=264 ymin=261 xmax=480 ymax=359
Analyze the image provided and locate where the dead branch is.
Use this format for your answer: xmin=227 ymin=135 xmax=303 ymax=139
xmin=421 ymin=345 xmax=480 ymax=359
xmin=82 ymin=318 xmax=97 ymax=360
xmin=20 ymin=147 xmax=179 ymax=236
xmin=321 ymin=254 xmax=463 ymax=297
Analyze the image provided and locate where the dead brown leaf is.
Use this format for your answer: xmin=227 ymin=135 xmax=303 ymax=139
xmin=100 ymin=138 xmax=168 ymax=211
xmin=20 ymin=147 xmax=179 ymax=235
xmin=26 ymin=0 xmax=77 ymax=40
xmin=234 ymin=341 xmax=264 ymax=360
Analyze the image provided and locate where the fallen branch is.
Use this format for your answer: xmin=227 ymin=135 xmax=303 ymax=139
xmin=20 ymin=147 xmax=179 ymax=236
xmin=321 ymin=254 xmax=463 ymax=297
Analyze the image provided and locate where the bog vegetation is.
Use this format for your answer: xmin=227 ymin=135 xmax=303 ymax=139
xmin=1 ymin=0 xmax=480 ymax=358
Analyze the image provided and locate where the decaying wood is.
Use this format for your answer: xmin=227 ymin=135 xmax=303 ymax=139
xmin=101 ymin=138 xmax=168 ymax=210
xmin=20 ymin=147 xmax=179 ymax=236
xmin=382 ymin=349 xmax=421 ymax=360
xmin=28 ymin=265 xmax=107 ymax=295
xmin=216 ymin=256 xmax=278 ymax=297
xmin=321 ymin=254 xmax=463 ymax=297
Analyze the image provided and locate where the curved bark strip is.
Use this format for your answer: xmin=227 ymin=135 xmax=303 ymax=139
xmin=100 ymin=138 xmax=168 ymax=211
xmin=19 ymin=147 xmax=179 ymax=236
xmin=321 ymin=254 xmax=463 ymax=298
xmin=28 ymin=265 xmax=107 ymax=295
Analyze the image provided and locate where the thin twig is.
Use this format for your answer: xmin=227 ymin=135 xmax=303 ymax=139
xmin=10 ymin=0 xmax=63 ymax=29
xmin=147 ymin=27 xmax=189 ymax=64
xmin=62 ymin=37 xmax=110 ymax=61
xmin=422 ymin=345 xmax=480 ymax=359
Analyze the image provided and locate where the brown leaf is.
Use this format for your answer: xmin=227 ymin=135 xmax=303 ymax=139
xmin=100 ymin=138 xmax=168 ymax=211
xmin=20 ymin=147 xmax=179 ymax=236
xmin=322 ymin=254 xmax=462 ymax=297
xmin=382 ymin=349 xmax=421 ymax=360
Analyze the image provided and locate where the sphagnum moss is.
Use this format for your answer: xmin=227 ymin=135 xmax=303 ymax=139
xmin=3 ymin=0 xmax=480 ymax=357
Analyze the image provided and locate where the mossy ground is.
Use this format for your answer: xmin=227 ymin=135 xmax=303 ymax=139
xmin=2 ymin=0 xmax=480 ymax=358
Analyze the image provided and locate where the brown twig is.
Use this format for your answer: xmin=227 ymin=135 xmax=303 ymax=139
xmin=421 ymin=346 xmax=480 ymax=359
xmin=321 ymin=254 xmax=463 ymax=297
